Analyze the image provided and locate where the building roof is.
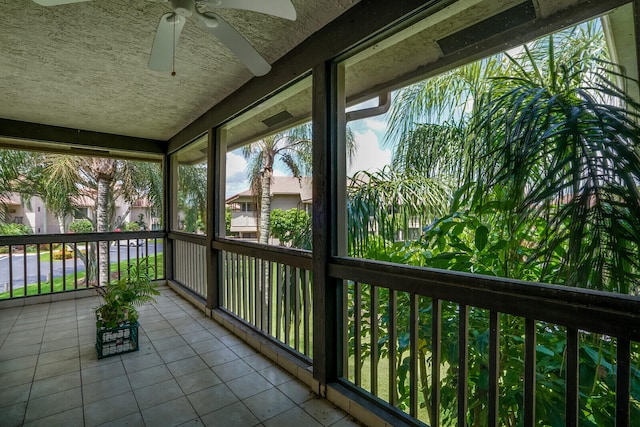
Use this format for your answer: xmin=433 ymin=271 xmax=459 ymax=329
xmin=0 ymin=195 xmax=21 ymax=206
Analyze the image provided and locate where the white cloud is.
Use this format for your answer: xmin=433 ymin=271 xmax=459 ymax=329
xmin=226 ymin=151 xmax=248 ymax=197
xmin=364 ymin=117 xmax=387 ymax=131
xmin=348 ymin=130 xmax=392 ymax=175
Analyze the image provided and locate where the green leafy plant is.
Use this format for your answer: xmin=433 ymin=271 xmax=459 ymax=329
xmin=346 ymin=21 xmax=640 ymax=426
xmin=69 ymin=219 xmax=93 ymax=233
xmin=0 ymin=223 xmax=32 ymax=236
xmin=270 ymin=208 xmax=311 ymax=248
xmin=95 ymin=260 xmax=160 ymax=329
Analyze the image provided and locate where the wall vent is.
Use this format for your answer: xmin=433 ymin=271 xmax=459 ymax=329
xmin=262 ymin=110 xmax=294 ymax=128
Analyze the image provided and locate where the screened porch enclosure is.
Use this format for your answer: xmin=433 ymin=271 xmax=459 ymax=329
xmin=2 ymin=0 xmax=640 ymax=426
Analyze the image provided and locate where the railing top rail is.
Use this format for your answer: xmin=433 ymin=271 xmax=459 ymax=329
xmin=167 ymin=231 xmax=207 ymax=245
xmin=214 ymin=238 xmax=312 ymax=270
xmin=0 ymin=231 xmax=165 ymax=246
xmin=330 ymin=256 xmax=640 ymax=340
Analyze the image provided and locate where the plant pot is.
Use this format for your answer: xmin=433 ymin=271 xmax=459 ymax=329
xmin=96 ymin=321 xmax=139 ymax=359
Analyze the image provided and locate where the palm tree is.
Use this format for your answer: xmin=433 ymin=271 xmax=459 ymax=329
xmin=16 ymin=154 xmax=162 ymax=285
xmin=242 ymin=125 xmax=313 ymax=244
xmin=177 ymin=163 xmax=207 ymax=233
xmin=0 ymin=150 xmax=30 ymax=223
xmin=382 ymin=21 xmax=640 ymax=291
xmin=243 ymin=123 xmax=356 ymax=244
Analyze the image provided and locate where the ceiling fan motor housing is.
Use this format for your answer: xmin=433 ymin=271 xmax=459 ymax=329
xmin=171 ymin=0 xmax=195 ymax=17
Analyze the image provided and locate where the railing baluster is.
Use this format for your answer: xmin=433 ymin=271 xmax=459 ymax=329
xmin=241 ymin=253 xmax=247 ymax=319
xmin=371 ymin=285 xmax=378 ymax=396
xmin=107 ymin=240 xmax=111 ymax=284
xmin=284 ymin=265 xmax=291 ymax=346
xmin=74 ymin=242 xmax=78 ymax=289
xmin=252 ymin=257 xmax=262 ymax=328
xmin=343 ymin=277 xmax=349 ymax=378
xmin=260 ymin=261 xmax=273 ymax=332
xmin=265 ymin=262 xmax=280 ymax=336
xmin=276 ymin=262 xmax=283 ymax=341
xmin=85 ymin=241 xmax=89 ymax=286
xmin=23 ymin=244 xmax=28 ymax=296
xmin=36 ymin=244 xmax=41 ymax=295
xmin=410 ymin=293 xmax=418 ymax=418
xmin=9 ymin=246 xmax=13 ymax=298
xmin=96 ymin=240 xmax=101 ymax=287
xmin=524 ymin=318 xmax=536 ymax=427
xmin=117 ymin=240 xmax=121 ymax=279
xmin=354 ymin=281 xmax=362 ymax=387
xmin=294 ymin=267 xmax=300 ymax=352
xmin=389 ymin=289 xmax=398 ymax=407
xmin=431 ymin=298 xmax=442 ymax=426
xmin=457 ymin=304 xmax=469 ymax=427
xmin=49 ymin=243 xmax=53 ymax=293
xmin=489 ymin=311 xmax=500 ymax=427
xmin=62 ymin=243 xmax=66 ymax=291
xmin=303 ymin=269 xmax=310 ymax=356
xmin=229 ymin=251 xmax=234 ymax=311
xmin=617 ymin=337 xmax=631 ymax=427
xmin=145 ymin=238 xmax=149 ymax=276
xmin=223 ymin=251 xmax=229 ymax=308
xmin=233 ymin=253 xmax=242 ymax=316
xmin=242 ymin=255 xmax=252 ymax=326
xmin=126 ymin=238 xmax=131 ymax=269
xmin=566 ymin=327 xmax=579 ymax=427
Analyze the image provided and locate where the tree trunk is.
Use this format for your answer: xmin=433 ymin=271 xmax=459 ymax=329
xmin=57 ymin=215 xmax=66 ymax=234
xmin=258 ymin=167 xmax=272 ymax=244
xmin=96 ymin=177 xmax=111 ymax=286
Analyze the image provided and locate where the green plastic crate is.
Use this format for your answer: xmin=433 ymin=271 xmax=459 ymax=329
xmin=96 ymin=322 xmax=139 ymax=359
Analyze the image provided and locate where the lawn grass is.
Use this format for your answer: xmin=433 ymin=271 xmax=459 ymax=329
xmin=0 ymin=253 xmax=164 ymax=299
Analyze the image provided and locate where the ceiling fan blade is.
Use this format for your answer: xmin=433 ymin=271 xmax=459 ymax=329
xmin=148 ymin=13 xmax=186 ymax=72
xmin=32 ymin=0 xmax=93 ymax=5
xmin=209 ymin=0 xmax=296 ymax=21
xmin=199 ymin=13 xmax=271 ymax=76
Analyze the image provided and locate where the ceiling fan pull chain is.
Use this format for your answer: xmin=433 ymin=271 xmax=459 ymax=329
xmin=172 ymin=15 xmax=177 ymax=76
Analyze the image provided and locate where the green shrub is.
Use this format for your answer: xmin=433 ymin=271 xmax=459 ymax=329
xmin=69 ymin=219 xmax=93 ymax=233
xmin=124 ymin=221 xmax=140 ymax=231
xmin=52 ymin=249 xmax=85 ymax=260
xmin=0 ymin=223 xmax=32 ymax=236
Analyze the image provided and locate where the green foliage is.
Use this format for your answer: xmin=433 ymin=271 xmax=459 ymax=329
xmin=347 ymin=21 xmax=640 ymax=426
xmin=270 ymin=208 xmax=311 ymax=248
xmin=136 ymin=213 xmax=147 ymax=231
xmin=95 ymin=260 xmax=160 ymax=329
xmin=225 ymin=207 xmax=232 ymax=235
xmin=348 ymin=167 xmax=451 ymax=258
xmin=177 ymin=163 xmax=207 ymax=234
xmin=0 ymin=223 xmax=32 ymax=236
xmin=123 ymin=221 xmax=140 ymax=231
xmin=52 ymin=248 xmax=85 ymax=260
xmin=69 ymin=219 xmax=93 ymax=233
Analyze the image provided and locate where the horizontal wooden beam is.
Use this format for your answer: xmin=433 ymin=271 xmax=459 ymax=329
xmin=0 ymin=118 xmax=165 ymax=158
xmin=329 ymin=256 xmax=640 ymax=341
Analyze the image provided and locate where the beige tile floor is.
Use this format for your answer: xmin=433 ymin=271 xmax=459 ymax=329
xmin=0 ymin=285 xmax=361 ymax=427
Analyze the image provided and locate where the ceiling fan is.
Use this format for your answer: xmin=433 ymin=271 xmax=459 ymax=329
xmin=31 ymin=0 xmax=297 ymax=77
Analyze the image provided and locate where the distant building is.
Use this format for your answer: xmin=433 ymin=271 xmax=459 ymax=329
xmin=1 ymin=191 xmax=158 ymax=234
xmin=226 ymin=176 xmax=312 ymax=243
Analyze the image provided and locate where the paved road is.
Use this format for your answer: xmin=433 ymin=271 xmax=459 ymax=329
xmin=0 ymin=243 xmax=163 ymax=290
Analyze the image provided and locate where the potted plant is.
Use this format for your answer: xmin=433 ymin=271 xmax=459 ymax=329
xmin=95 ymin=260 xmax=159 ymax=359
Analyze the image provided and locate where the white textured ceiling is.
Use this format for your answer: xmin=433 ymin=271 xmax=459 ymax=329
xmin=0 ymin=0 xmax=359 ymax=141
